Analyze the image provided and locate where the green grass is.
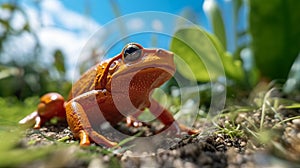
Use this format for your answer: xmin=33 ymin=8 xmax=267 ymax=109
xmin=0 ymin=96 xmax=38 ymax=126
xmin=0 ymin=97 xmax=43 ymax=166
xmin=0 ymin=97 xmax=89 ymax=167
xmin=1 ymin=86 xmax=300 ymax=167
xmin=0 ymin=96 xmax=155 ymax=167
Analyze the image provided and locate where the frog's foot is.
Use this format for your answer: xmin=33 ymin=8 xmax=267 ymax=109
xmin=78 ymin=129 xmax=119 ymax=148
xmin=157 ymin=121 xmax=200 ymax=135
xmin=19 ymin=111 xmax=43 ymax=129
xmin=78 ymin=130 xmax=91 ymax=146
xmin=125 ymin=116 xmax=150 ymax=128
xmin=178 ymin=123 xmax=200 ymax=135
xmin=148 ymin=99 xmax=199 ymax=136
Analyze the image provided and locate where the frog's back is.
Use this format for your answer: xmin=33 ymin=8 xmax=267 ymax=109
xmin=68 ymin=63 xmax=104 ymax=100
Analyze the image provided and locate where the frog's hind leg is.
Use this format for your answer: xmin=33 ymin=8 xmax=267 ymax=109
xmin=19 ymin=92 xmax=66 ymax=129
xmin=148 ymin=99 xmax=199 ymax=135
xmin=65 ymin=101 xmax=118 ymax=147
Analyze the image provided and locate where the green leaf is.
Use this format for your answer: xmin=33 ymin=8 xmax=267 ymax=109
xmin=249 ymin=0 xmax=300 ymax=80
xmin=170 ymin=26 xmax=244 ymax=82
xmin=283 ymin=53 xmax=300 ymax=93
xmin=0 ymin=66 xmax=20 ymax=80
xmin=284 ymin=104 xmax=300 ymax=109
xmin=206 ymin=33 xmax=245 ymax=82
xmin=1 ymin=3 xmax=17 ymax=11
xmin=54 ymin=50 xmax=66 ymax=73
xmin=203 ymin=0 xmax=227 ymax=49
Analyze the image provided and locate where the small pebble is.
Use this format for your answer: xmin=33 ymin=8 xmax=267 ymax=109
xmin=157 ymin=148 xmax=165 ymax=154
xmin=121 ymin=154 xmax=128 ymax=162
xmin=240 ymin=141 xmax=247 ymax=147
xmin=184 ymin=161 xmax=197 ymax=168
xmin=216 ymin=144 xmax=225 ymax=150
xmin=173 ymin=159 xmax=183 ymax=168
xmin=292 ymin=119 xmax=300 ymax=128
xmin=234 ymin=147 xmax=240 ymax=152
xmin=88 ymin=158 xmax=104 ymax=168
xmin=103 ymin=155 xmax=110 ymax=162
xmin=285 ymin=127 xmax=293 ymax=133
xmin=216 ymin=137 xmax=223 ymax=143
xmin=170 ymin=149 xmax=178 ymax=157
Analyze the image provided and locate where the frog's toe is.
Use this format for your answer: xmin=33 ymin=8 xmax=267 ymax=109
xmin=89 ymin=130 xmax=119 ymax=148
xmin=156 ymin=122 xmax=200 ymax=135
xmin=19 ymin=111 xmax=38 ymax=126
xmin=126 ymin=116 xmax=150 ymax=128
xmin=179 ymin=123 xmax=200 ymax=135
xmin=78 ymin=130 xmax=91 ymax=147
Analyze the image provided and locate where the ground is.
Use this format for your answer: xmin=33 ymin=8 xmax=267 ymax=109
xmin=1 ymin=88 xmax=300 ymax=168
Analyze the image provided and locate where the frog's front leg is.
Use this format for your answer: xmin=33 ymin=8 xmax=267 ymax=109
xmin=65 ymin=91 xmax=118 ymax=147
xmin=149 ymin=99 xmax=199 ymax=135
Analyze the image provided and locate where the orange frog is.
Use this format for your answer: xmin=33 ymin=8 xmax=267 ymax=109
xmin=19 ymin=43 xmax=199 ymax=147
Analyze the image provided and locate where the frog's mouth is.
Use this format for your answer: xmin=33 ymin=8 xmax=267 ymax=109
xmin=142 ymin=63 xmax=176 ymax=76
xmin=110 ymin=64 xmax=175 ymax=94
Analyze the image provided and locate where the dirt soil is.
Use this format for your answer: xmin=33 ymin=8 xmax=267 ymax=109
xmin=19 ymin=102 xmax=300 ymax=168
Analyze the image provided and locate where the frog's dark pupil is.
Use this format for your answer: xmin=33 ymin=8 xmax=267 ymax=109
xmin=124 ymin=45 xmax=139 ymax=57
xmin=123 ymin=44 xmax=141 ymax=62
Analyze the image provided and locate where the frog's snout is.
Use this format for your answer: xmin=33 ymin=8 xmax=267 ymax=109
xmin=156 ymin=49 xmax=174 ymax=58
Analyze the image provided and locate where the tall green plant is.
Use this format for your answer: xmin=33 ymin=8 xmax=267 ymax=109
xmin=249 ymin=0 xmax=300 ymax=80
xmin=170 ymin=26 xmax=245 ymax=83
xmin=0 ymin=3 xmax=70 ymax=99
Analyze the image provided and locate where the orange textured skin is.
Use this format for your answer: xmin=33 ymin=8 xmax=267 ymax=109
xmin=19 ymin=43 xmax=199 ymax=147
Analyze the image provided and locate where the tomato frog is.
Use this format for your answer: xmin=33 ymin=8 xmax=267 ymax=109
xmin=19 ymin=43 xmax=199 ymax=147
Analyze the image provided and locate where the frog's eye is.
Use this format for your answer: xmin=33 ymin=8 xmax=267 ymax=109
xmin=123 ymin=43 xmax=143 ymax=62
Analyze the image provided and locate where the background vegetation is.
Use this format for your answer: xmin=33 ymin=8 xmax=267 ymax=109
xmin=0 ymin=0 xmax=300 ymax=167
xmin=172 ymin=0 xmax=300 ymax=91
xmin=1 ymin=0 xmax=300 ymax=99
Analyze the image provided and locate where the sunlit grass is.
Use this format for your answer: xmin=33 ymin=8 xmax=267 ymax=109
xmin=1 ymin=85 xmax=300 ymax=167
xmin=0 ymin=96 xmax=158 ymax=166
xmin=0 ymin=96 xmax=38 ymax=125
xmin=0 ymin=97 xmax=90 ymax=167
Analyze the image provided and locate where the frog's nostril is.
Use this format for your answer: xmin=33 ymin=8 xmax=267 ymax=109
xmin=157 ymin=49 xmax=168 ymax=56
xmin=156 ymin=49 xmax=173 ymax=57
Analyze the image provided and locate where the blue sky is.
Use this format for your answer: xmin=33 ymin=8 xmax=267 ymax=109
xmin=58 ymin=0 xmax=211 ymax=57
xmin=55 ymin=0 xmax=239 ymax=54
xmin=1 ymin=0 xmax=240 ymax=79
xmin=60 ymin=0 xmax=206 ymax=25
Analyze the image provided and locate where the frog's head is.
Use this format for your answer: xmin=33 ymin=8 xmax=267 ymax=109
xmin=101 ymin=43 xmax=175 ymax=107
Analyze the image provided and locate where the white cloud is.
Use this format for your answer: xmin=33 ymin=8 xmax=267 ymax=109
xmin=36 ymin=1 xmax=101 ymax=79
xmin=10 ymin=10 xmax=27 ymax=31
xmin=2 ymin=32 xmax=36 ymax=65
xmin=39 ymin=0 xmax=99 ymax=34
xmin=37 ymin=27 xmax=83 ymax=62
xmin=126 ymin=18 xmax=144 ymax=31
xmin=40 ymin=0 xmax=64 ymax=12
xmin=2 ymin=0 xmax=102 ymax=79
xmin=152 ymin=19 xmax=163 ymax=31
